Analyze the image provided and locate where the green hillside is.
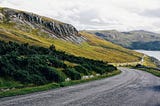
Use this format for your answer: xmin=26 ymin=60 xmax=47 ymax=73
xmin=0 ymin=23 xmax=143 ymax=63
xmin=0 ymin=7 xmax=144 ymax=63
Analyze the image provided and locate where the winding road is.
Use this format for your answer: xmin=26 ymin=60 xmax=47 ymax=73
xmin=0 ymin=67 xmax=160 ymax=106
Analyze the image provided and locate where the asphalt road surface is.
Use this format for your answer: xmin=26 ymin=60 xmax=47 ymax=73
xmin=0 ymin=67 xmax=160 ymax=106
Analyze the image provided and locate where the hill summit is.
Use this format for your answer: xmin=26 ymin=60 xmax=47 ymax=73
xmin=0 ymin=7 xmax=85 ymax=43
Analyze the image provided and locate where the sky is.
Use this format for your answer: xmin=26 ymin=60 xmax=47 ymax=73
xmin=0 ymin=0 xmax=160 ymax=32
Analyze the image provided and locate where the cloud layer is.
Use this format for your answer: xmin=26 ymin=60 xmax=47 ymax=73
xmin=0 ymin=0 xmax=160 ymax=32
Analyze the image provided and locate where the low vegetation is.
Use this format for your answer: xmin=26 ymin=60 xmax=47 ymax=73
xmin=0 ymin=40 xmax=118 ymax=97
xmin=133 ymin=64 xmax=160 ymax=77
xmin=0 ymin=70 xmax=121 ymax=98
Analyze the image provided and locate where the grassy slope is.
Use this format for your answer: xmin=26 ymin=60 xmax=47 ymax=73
xmin=143 ymin=56 xmax=157 ymax=67
xmin=80 ymin=32 xmax=142 ymax=63
xmin=0 ymin=78 xmax=23 ymax=89
xmin=0 ymin=23 xmax=143 ymax=63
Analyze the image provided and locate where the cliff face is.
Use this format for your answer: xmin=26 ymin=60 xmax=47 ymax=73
xmin=0 ymin=8 xmax=85 ymax=43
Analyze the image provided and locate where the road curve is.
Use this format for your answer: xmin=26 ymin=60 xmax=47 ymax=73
xmin=0 ymin=68 xmax=160 ymax=106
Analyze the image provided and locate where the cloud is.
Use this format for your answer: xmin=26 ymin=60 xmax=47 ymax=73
xmin=91 ymin=19 xmax=101 ymax=23
xmin=0 ymin=0 xmax=160 ymax=32
xmin=140 ymin=8 xmax=160 ymax=18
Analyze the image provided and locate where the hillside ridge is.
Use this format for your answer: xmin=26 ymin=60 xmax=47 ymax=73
xmin=0 ymin=7 xmax=85 ymax=43
xmin=89 ymin=30 xmax=160 ymax=50
xmin=0 ymin=7 xmax=143 ymax=63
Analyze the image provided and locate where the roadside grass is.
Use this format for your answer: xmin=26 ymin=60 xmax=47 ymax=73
xmin=143 ymin=56 xmax=157 ymax=68
xmin=131 ymin=55 xmax=160 ymax=77
xmin=60 ymin=70 xmax=121 ymax=87
xmin=134 ymin=67 xmax=160 ymax=77
xmin=0 ymin=78 xmax=23 ymax=89
xmin=0 ymin=83 xmax=60 ymax=98
xmin=0 ymin=70 xmax=121 ymax=98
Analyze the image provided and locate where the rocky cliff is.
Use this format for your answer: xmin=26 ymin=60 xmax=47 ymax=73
xmin=0 ymin=7 xmax=85 ymax=43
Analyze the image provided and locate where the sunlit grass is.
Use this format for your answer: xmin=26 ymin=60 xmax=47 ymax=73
xmin=143 ymin=56 xmax=157 ymax=67
xmin=0 ymin=23 xmax=143 ymax=63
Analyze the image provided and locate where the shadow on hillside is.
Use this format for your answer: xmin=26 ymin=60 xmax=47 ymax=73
xmin=147 ymin=85 xmax=160 ymax=92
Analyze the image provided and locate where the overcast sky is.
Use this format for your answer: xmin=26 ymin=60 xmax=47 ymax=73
xmin=0 ymin=0 xmax=160 ymax=32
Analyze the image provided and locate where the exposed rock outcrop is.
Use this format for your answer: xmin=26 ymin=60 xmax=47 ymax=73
xmin=0 ymin=8 xmax=86 ymax=43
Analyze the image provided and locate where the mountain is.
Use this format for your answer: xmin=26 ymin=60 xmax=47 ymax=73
xmin=0 ymin=7 xmax=85 ymax=43
xmin=0 ymin=7 xmax=143 ymax=63
xmin=89 ymin=30 xmax=160 ymax=50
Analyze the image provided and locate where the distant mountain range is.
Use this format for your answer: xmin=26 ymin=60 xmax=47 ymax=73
xmin=88 ymin=30 xmax=160 ymax=50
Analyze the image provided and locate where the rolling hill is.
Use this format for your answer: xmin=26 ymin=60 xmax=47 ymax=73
xmin=0 ymin=7 xmax=143 ymax=63
xmin=89 ymin=30 xmax=160 ymax=50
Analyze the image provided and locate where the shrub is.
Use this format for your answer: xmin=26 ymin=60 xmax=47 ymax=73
xmin=30 ymin=74 xmax=47 ymax=85
xmin=81 ymin=64 xmax=93 ymax=71
xmin=135 ymin=64 xmax=143 ymax=68
xmin=48 ymin=57 xmax=66 ymax=68
xmin=63 ymin=68 xmax=81 ymax=80
xmin=0 ymin=41 xmax=116 ymax=86
xmin=105 ymin=65 xmax=117 ymax=72
xmin=93 ymin=67 xmax=105 ymax=74
xmin=74 ymin=65 xmax=90 ymax=75
xmin=40 ymin=66 xmax=66 ymax=83
xmin=13 ymin=70 xmax=30 ymax=84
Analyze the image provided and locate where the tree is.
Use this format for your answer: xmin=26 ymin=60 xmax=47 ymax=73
xmin=49 ymin=44 xmax=56 ymax=51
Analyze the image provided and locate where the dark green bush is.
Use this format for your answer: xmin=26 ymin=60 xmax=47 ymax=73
xmin=105 ymin=65 xmax=117 ymax=72
xmin=30 ymin=74 xmax=47 ymax=85
xmin=48 ymin=57 xmax=67 ymax=68
xmin=0 ymin=40 xmax=116 ymax=85
xmin=40 ymin=66 xmax=66 ymax=83
xmin=74 ymin=65 xmax=90 ymax=75
xmin=13 ymin=70 xmax=30 ymax=83
xmin=63 ymin=68 xmax=81 ymax=80
xmin=93 ymin=67 xmax=105 ymax=74
xmin=81 ymin=64 xmax=93 ymax=71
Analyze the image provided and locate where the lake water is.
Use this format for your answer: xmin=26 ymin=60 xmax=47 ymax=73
xmin=135 ymin=50 xmax=160 ymax=61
